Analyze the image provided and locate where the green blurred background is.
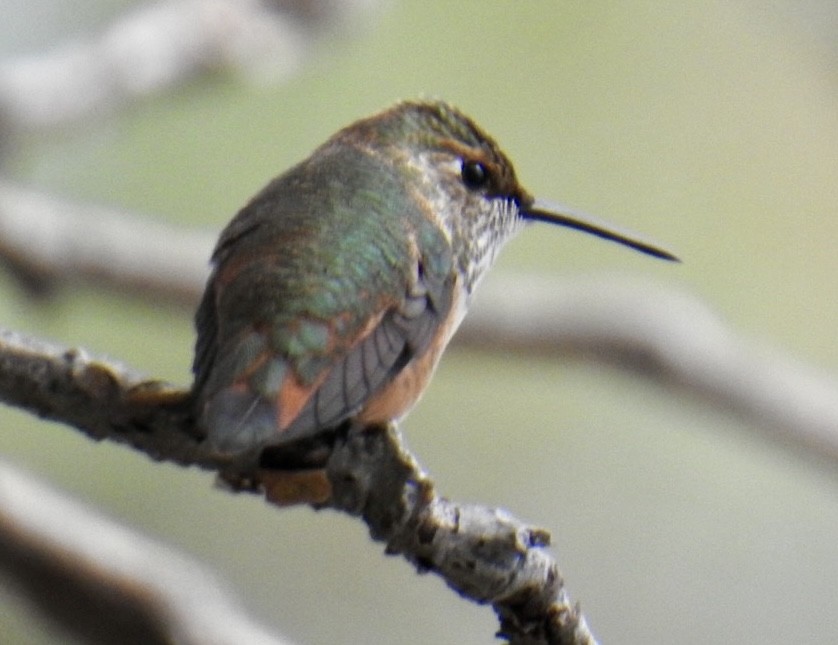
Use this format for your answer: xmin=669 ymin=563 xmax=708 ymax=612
xmin=1 ymin=1 xmax=837 ymax=643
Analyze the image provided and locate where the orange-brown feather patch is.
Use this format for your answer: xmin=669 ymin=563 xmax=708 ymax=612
xmin=275 ymin=373 xmax=322 ymax=431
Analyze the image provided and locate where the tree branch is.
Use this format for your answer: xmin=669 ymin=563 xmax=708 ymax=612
xmin=0 ymin=328 xmax=208 ymax=467
xmin=0 ymin=327 xmax=596 ymax=644
xmin=315 ymin=423 xmax=596 ymax=644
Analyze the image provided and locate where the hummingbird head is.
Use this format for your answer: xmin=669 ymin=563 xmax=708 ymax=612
xmin=335 ymin=100 xmax=677 ymax=295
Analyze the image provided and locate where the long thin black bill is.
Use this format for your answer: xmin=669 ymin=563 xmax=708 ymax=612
xmin=523 ymin=198 xmax=679 ymax=262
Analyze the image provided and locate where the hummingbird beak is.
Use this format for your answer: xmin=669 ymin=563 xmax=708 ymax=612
xmin=521 ymin=197 xmax=679 ymax=261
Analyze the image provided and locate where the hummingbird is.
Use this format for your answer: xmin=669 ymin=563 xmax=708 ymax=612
xmin=192 ymin=100 xmax=676 ymax=465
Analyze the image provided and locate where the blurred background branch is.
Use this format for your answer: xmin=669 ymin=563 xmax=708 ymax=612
xmin=0 ymin=0 xmax=380 ymax=134
xmin=0 ymin=180 xmax=213 ymax=300
xmin=462 ymin=275 xmax=838 ymax=467
xmin=0 ymin=461 xmax=292 ymax=645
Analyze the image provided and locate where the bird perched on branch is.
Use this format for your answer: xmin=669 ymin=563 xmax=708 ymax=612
xmin=192 ymin=100 xmax=676 ymax=476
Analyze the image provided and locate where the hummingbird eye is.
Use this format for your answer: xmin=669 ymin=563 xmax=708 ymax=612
xmin=461 ymin=160 xmax=490 ymax=191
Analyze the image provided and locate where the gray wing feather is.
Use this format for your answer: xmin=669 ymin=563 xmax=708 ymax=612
xmin=286 ymin=259 xmax=453 ymax=437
